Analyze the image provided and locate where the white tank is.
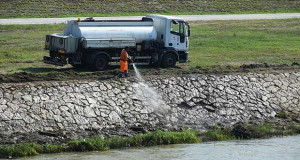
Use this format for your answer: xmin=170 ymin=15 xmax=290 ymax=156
xmin=64 ymin=20 xmax=157 ymax=44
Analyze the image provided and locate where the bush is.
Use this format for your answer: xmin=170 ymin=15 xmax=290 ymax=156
xmin=0 ymin=143 xmax=41 ymax=159
xmin=201 ymin=126 xmax=235 ymax=142
xmin=42 ymin=144 xmax=66 ymax=153
xmin=68 ymin=130 xmax=199 ymax=152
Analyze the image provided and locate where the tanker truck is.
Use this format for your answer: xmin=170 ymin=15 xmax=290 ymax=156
xmin=44 ymin=15 xmax=191 ymax=70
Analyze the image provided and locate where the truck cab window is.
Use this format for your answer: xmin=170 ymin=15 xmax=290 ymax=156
xmin=170 ymin=21 xmax=184 ymax=36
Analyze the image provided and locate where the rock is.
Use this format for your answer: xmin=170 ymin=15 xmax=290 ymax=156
xmin=199 ymin=80 xmax=206 ymax=86
xmin=4 ymin=93 xmax=13 ymax=101
xmin=273 ymin=80 xmax=282 ymax=86
xmin=3 ymin=109 xmax=14 ymax=120
xmin=91 ymin=122 xmax=102 ymax=130
xmin=92 ymin=87 xmax=100 ymax=92
xmin=262 ymin=96 xmax=268 ymax=101
xmin=87 ymin=98 xmax=97 ymax=104
xmin=217 ymin=85 xmax=224 ymax=90
xmin=105 ymin=83 xmax=113 ymax=90
xmin=22 ymin=95 xmax=32 ymax=102
xmin=0 ymin=98 xmax=7 ymax=105
xmin=226 ymin=88 xmax=238 ymax=95
xmin=74 ymin=115 xmax=89 ymax=125
xmin=267 ymin=86 xmax=280 ymax=93
xmin=40 ymin=94 xmax=50 ymax=101
xmin=280 ymin=97 xmax=287 ymax=103
xmin=0 ymin=105 xmax=7 ymax=113
xmin=140 ymin=108 xmax=149 ymax=114
xmin=23 ymin=115 xmax=35 ymax=124
xmin=204 ymin=105 xmax=215 ymax=112
xmin=84 ymin=107 xmax=96 ymax=118
xmin=109 ymin=111 xmax=123 ymax=123
xmin=75 ymin=105 xmax=84 ymax=115
xmin=249 ymin=77 xmax=257 ymax=82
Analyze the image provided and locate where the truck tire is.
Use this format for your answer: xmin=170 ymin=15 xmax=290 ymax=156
xmin=161 ymin=53 xmax=176 ymax=68
xmin=93 ymin=55 xmax=108 ymax=71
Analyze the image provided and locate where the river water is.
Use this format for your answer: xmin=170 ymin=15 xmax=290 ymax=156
xmin=24 ymin=135 xmax=300 ymax=160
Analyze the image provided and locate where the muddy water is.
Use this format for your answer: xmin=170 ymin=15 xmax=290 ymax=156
xmin=25 ymin=135 xmax=300 ymax=160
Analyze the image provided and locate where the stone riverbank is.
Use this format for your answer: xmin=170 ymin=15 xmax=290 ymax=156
xmin=0 ymin=71 xmax=299 ymax=144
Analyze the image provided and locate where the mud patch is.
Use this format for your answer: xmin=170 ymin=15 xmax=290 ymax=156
xmin=0 ymin=70 xmax=117 ymax=83
xmin=240 ymin=63 xmax=289 ymax=69
xmin=0 ymin=63 xmax=299 ymax=83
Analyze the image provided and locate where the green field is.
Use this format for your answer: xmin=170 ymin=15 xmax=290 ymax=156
xmin=188 ymin=19 xmax=300 ymax=67
xmin=0 ymin=18 xmax=300 ymax=75
xmin=0 ymin=0 xmax=300 ymax=18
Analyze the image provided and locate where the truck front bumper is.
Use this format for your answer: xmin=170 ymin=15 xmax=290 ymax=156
xmin=43 ymin=56 xmax=67 ymax=66
xmin=178 ymin=51 xmax=189 ymax=63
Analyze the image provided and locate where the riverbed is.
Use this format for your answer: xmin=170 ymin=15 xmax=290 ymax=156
xmin=24 ymin=135 xmax=300 ymax=160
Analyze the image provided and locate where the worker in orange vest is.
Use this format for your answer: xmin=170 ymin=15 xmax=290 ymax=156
xmin=119 ymin=46 xmax=133 ymax=78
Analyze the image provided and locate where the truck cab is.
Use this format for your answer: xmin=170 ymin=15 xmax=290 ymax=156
xmin=146 ymin=15 xmax=190 ymax=64
xmin=44 ymin=15 xmax=190 ymax=70
xmin=147 ymin=15 xmax=190 ymax=53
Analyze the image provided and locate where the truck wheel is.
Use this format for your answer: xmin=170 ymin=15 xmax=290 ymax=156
xmin=93 ymin=55 xmax=108 ymax=71
xmin=161 ymin=53 xmax=176 ymax=68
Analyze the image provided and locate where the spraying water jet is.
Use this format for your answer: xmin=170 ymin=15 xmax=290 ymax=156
xmin=132 ymin=63 xmax=170 ymax=113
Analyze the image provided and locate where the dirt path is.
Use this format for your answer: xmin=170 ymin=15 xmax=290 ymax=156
xmin=1 ymin=13 xmax=300 ymax=25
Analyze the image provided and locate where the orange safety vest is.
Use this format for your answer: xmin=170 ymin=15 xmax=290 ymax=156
xmin=120 ymin=49 xmax=129 ymax=72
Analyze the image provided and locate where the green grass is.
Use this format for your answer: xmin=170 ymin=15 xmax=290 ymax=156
xmin=1 ymin=0 xmax=300 ymax=18
xmin=0 ymin=24 xmax=64 ymax=63
xmin=1 ymin=19 xmax=300 ymax=75
xmin=1 ymin=123 xmax=300 ymax=159
xmin=68 ymin=130 xmax=199 ymax=152
xmin=187 ymin=19 xmax=300 ymax=68
xmin=199 ymin=126 xmax=235 ymax=142
xmin=198 ymin=122 xmax=300 ymax=142
xmin=0 ymin=24 xmax=67 ymax=74
xmin=0 ymin=130 xmax=198 ymax=159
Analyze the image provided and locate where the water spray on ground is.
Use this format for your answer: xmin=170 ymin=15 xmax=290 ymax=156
xmin=132 ymin=64 xmax=170 ymax=113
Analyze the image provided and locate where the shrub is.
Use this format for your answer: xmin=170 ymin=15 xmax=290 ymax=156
xmin=201 ymin=126 xmax=235 ymax=141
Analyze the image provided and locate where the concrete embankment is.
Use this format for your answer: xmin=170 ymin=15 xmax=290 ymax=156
xmin=0 ymin=71 xmax=299 ymax=144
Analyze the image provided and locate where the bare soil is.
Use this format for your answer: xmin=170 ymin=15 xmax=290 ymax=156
xmin=1 ymin=63 xmax=299 ymax=84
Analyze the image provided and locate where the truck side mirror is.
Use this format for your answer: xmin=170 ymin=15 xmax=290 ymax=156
xmin=185 ymin=22 xmax=191 ymax=37
xmin=172 ymin=20 xmax=178 ymax=24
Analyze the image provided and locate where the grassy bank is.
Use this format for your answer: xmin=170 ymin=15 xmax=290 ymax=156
xmin=1 ymin=0 xmax=300 ymax=18
xmin=1 ymin=123 xmax=300 ymax=159
xmin=1 ymin=18 xmax=300 ymax=77
xmin=199 ymin=122 xmax=300 ymax=142
xmin=0 ymin=130 xmax=199 ymax=159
